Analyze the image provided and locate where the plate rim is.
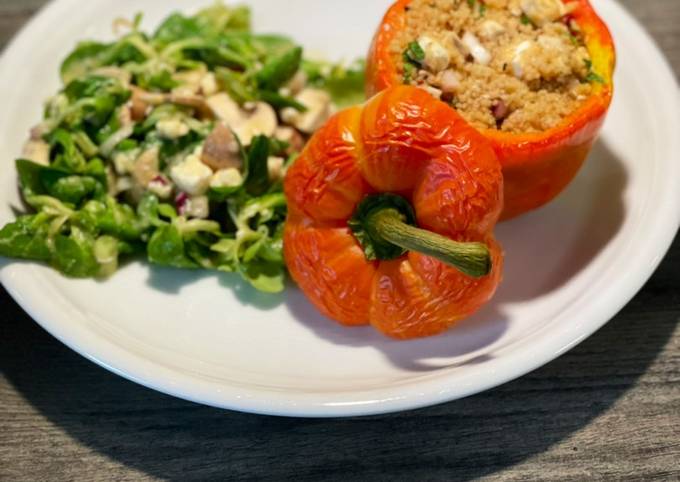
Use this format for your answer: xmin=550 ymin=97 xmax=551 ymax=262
xmin=1 ymin=0 xmax=679 ymax=417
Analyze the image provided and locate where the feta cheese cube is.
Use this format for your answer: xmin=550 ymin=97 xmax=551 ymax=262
xmin=210 ymin=168 xmax=243 ymax=189
xmin=520 ymin=0 xmax=566 ymax=26
xmin=182 ymin=196 xmax=210 ymax=219
xmin=147 ymin=176 xmax=173 ymax=200
xmin=170 ymin=154 xmax=213 ymax=196
xmin=462 ymin=32 xmax=491 ymax=65
xmin=418 ymin=35 xmax=451 ymax=73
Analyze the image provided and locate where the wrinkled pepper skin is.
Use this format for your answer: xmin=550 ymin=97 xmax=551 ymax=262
xmin=284 ymin=86 xmax=504 ymax=339
xmin=366 ymin=0 xmax=616 ymax=220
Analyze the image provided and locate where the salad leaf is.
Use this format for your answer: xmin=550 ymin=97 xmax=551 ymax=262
xmin=0 ymin=214 xmax=53 ymax=262
xmin=61 ymin=41 xmax=109 ymax=84
xmin=255 ymin=46 xmax=302 ymax=91
xmin=147 ymin=224 xmax=198 ymax=269
xmin=305 ymin=59 xmax=367 ymax=108
xmin=244 ymin=135 xmax=270 ymax=196
xmin=51 ymin=227 xmax=101 ymax=277
xmin=1 ymin=3 xmax=368 ymax=294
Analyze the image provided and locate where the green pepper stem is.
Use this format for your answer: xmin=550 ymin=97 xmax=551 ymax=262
xmin=370 ymin=209 xmax=492 ymax=278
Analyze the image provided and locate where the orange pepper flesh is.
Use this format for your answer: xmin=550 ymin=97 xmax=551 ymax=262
xmin=284 ymin=86 xmax=504 ymax=339
xmin=366 ymin=0 xmax=616 ymax=220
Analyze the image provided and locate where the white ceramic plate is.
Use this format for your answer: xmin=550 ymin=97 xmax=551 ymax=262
xmin=1 ymin=0 xmax=679 ymax=418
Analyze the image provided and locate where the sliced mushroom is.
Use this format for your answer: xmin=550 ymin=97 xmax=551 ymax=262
xmin=130 ymin=88 xmax=152 ymax=121
xmin=168 ymin=93 xmax=213 ymax=119
xmin=201 ymin=123 xmax=242 ymax=171
xmin=281 ymin=89 xmax=332 ymax=134
xmin=22 ymin=139 xmax=50 ymax=166
xmin=131 ymin=147 xmax=160 ymax=188
xmin=130 ymin=87 xmax=213 ymax=119
xmin=206 ymin=93 xmax=243 ymax=126
xmin=232 ymin=102 xmax=278 ymax=145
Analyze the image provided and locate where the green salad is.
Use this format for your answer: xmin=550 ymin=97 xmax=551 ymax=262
xmin=0 ymin=3 xmax=365 ymax=293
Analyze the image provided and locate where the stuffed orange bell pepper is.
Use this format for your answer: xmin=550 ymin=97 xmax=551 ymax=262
xmin=367 ymin=0 xmax=616 ymax=220
xmin=284 ymin=86 xmax=504 ymax=339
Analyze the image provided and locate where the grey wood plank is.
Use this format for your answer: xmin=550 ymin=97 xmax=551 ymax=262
xmin=1 ymin=1 xmax=679 ymax=481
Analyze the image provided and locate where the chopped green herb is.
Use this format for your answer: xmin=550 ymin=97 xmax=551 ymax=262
xmin=584 ymin=59 xmax=604 ymax=84
xmin=520 ymin=13 xmax=532 ymax=26
xmin=403 ymin=62 xmax=416 ymax=83
xmin=586 ymin=72 xmax=605 ymax=84
xmin=404 ymin=41 xmax=425 ymax=65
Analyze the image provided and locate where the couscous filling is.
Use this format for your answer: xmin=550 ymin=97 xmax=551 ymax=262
xmin=394 ymin=0 xmax=599 ymax=133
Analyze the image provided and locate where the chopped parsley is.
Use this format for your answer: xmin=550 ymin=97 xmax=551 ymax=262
xmin=584 ymin=59 xmax=605 ymax=84
xmin=404 ymin=41 xmax=425 ymax=65
xmin=402 ymin=41 xmax=425 ymax=83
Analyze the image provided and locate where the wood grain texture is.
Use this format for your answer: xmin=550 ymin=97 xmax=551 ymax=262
xmin=0 ymin=1 xmax=679 ymax=481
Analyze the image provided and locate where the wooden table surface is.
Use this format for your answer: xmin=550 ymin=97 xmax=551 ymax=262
xmin=1 ymin=1 xmax=679 ymax=481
